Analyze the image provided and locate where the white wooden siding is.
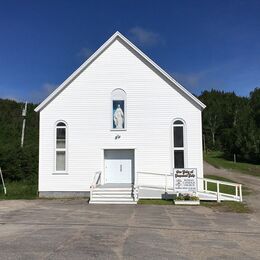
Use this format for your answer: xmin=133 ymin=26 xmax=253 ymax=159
xmin=38 ymin=39 xmax=203 ymax=192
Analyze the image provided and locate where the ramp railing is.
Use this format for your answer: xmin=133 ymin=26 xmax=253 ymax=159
xmin=137 ymin=171 xmax=174 ymax=193
xmin=198 ymin=177 xmax=242 ymax=202
xmin=137 ymin=171 xmax=243 ymax=202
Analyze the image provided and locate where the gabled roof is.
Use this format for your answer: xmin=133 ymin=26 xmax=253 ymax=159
xmin=35 ymin=31 xmax=206 ymax=112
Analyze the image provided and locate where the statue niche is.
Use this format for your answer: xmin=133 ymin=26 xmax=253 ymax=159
xmin=113 ymin=101 xmax=124 ymax=129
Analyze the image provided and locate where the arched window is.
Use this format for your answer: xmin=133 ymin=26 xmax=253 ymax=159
xmin=55 ymin=121 xmax=67 ymax=172
xmin=111 ymin=89 xmax=126 ymax=130
xmin=173 ymin=120 xmax=185 ymax=168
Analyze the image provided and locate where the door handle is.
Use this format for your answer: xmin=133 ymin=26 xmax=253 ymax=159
xmin=120 ymin=164 xmax=122 ymax=172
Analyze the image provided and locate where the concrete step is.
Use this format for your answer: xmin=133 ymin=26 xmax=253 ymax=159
xmin=92 ymin=194 xmax=133 ymax=198
xmin=94 ymin=188 xmax=132 ymax=192
xmin=92 ymin=190 xmax=133 ymax=194
xmin=89 ymin=200 xmax=137 ymax=204
xmin=90 ymin=197 xmax=135 ymax=201
xmin=90 ymin=185 xmax=136 ymax=204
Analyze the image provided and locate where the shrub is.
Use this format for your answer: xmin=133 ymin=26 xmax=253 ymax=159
xmin=175 ymin=193 xmax=199 ymax=201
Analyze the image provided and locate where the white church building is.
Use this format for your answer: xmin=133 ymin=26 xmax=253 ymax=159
xmin=35 ymin=32 xmax=206 ymax=204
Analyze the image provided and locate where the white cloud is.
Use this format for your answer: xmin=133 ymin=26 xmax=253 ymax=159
xmin=77 ymin=47 xmax=93 ymax=59
xmin=129 ymin=27 xmax=163 ymax=46
xmin=42 ymin=82 xmax=57 ymax=94
xmin=171 ymin=63 xmax=229 ymax=90
xmin=30 ymin=82 xmax=58 ymax=104
xmin=172 ymin=72 xmax=204 ymax=88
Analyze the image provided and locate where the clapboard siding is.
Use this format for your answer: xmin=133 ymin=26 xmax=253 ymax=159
xmin=38 ymin=39 xmax=203 ymax=192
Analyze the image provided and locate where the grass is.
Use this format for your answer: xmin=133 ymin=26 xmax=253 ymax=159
xmin=205 ymin=174 xmax=251 ymax=196
xmin=204 ymin=151 xmax=260 ymax=177
xmin=138 ymin=198 xmax=251 ymax=213
xmin=201 ymin=201 xmax=251 ymax=213
xmin=0 ymin=181 xmax=38 ymax=200
xmin=138 ymin=199 xmax=173 ymax=205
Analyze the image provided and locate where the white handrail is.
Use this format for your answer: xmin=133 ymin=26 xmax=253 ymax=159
xmin=137 ymin=171 xmax=172 ymax=193
xmin=137 ymin=172 xmax=243 ymax=202
xmin=90 ymin=171 xmax=101 ymax=201
xmin=90 ymin=171 xmax=101 ymax=188
xmin=200 ymin=177 xmax=241 ymax=187
xmin=198 ymin=177 xmax=242 ymax=202
xmin=137 ymin=171 xmax=173 ymax=176
xmin=138 ymin=185 xmax=174 ymax=190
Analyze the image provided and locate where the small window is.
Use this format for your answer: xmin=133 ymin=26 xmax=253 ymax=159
xmin=173 ymin=120 xmax=183 ymax=125
xmin=56 ymin=128 xmax=66 ymax=148
xmin=56 ymin=151 xmax=66 ymax=171
xmin=55 ymin=122 xmax=67 ymax=172
xmin=174 ymin=150 xmax=184 ymax=168
xmin=173 ymin=119 xmax=185 ymax=168
xmin=174 ymin=126 xmax=183 ymax=147
xmin=57 ymin=122 xmax=66 ymax=127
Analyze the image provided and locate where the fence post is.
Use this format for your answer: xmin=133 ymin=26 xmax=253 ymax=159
xmin=235 ymin=185 xmax=238 ymax=197
xmin=239 ymin=185 xmax=243 ymax=202
xmin=217 ymin=181 xmax=220 ymax=202
xmin=205 ymin=180 xmax=208 ymax=192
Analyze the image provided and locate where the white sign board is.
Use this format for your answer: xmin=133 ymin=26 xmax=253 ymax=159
xmin=174 ymin=168 xmax=197 ymax=193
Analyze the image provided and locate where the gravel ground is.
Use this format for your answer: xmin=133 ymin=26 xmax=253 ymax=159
xmin=0 ymin=163 xmax=260 ymax=259
xmin=0 ymin=197 xmax=260 ymax=259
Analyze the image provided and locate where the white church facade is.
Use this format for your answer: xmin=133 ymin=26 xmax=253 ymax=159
xmin=35 ymin=32 xmax=206 ymax=204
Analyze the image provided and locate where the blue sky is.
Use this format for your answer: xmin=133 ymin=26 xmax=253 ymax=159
xmin=0 ymin=0 xmax=260 ymax=103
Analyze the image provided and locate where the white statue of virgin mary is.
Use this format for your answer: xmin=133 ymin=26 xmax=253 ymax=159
xmin=113 ymin=104 xmax=124 ymax=129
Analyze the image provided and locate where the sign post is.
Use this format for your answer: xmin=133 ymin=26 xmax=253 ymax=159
xmin=173 ymin=168 xmax=197 ymax=194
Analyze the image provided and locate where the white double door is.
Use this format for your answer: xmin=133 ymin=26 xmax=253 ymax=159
xmin=105 ymin=159 xmax=132 ymax=183
xmin=104 ymin=150 xmax=133 ymax=183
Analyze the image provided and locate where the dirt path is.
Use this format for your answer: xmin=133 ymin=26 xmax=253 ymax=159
xmin=204 ymin=161 xmax=260 ymax=215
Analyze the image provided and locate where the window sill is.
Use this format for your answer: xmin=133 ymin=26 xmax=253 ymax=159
xmin=52 ymin=172 xmax=68 ymax=175
xmin=110 ymin=129 xmax=127 ymax=131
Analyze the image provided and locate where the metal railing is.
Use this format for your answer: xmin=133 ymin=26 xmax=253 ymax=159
xmin=198 ymin=177 xmax=242 ymax=202
xmin=137 ymin=171 xmax=243 ymax=202
xmin=90 ymin=171 xmax=101 ymax=201
xmin=137 ymin=171 xmax=174 ymax=193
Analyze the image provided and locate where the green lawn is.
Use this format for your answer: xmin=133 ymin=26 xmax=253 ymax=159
xmin=138 ymin=198 xmax=251 ymax=213
xmin=0 ymin=181 xmax=37 ymax=200
xmin=201 ymin=201 xmax=251 ymax=213
xmin=138 ymin=199 xmax=173 ymax=205
xmin=204 ymin=174 xmax=251 ymax=196
xmin=204 ymin=151 xmax=260 ymax=177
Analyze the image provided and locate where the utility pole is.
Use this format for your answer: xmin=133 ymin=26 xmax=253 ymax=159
xmin=21 ymin=101 xmax=27 ymax=148
xmin=203 ymin=134 xmax=206 ymax=154
xmin=0 ymin=167 xmax=6 ymax=195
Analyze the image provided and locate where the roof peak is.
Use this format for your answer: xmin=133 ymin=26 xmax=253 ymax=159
xmin=35 ymin=32 xmax=205 ymax=112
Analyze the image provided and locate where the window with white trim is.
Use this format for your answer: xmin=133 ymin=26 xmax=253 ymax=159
xmin=55 ymin=122 xmax=67 ymax=172
xmin=173 ymin=120 xmax=185 ymax=168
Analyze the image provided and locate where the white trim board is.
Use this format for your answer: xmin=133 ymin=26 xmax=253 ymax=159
xmin=35 ymin=31 xmax=206 ymax=112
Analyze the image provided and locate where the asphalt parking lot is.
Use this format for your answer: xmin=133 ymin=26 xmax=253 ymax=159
xmin=0 ymin=199 xmax=260 ymax=259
